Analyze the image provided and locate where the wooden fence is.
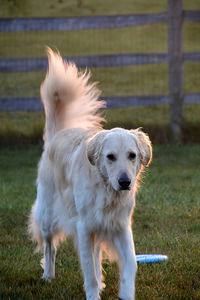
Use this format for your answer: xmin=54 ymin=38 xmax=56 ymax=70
xmin=0 ymin=9 xmax=199 ymax=111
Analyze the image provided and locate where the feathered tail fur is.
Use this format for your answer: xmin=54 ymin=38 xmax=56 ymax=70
xmin=41 ymin=48 xmax=106 ymax=146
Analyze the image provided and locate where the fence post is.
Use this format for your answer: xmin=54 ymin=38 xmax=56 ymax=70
xmin=168 ymin=0 xmax=184 ymax=143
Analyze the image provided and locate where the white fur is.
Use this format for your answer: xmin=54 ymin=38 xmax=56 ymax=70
xmin=28 ymin=48 xmax=152 ymax=300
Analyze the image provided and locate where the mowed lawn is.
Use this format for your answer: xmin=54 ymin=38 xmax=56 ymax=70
xmin=0 ymin=145 xmax=200 ymax=299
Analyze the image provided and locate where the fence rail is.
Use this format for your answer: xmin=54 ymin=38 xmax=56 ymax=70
xmin=0 ymin=13 xmax=168 ymax=32
xmin=0 ymin=53 xmax=200 ymax=72
xmin=1 ymin=94 xmax=200 ymax=111
xmin=0 ymin=11 xmax=199 ymax=32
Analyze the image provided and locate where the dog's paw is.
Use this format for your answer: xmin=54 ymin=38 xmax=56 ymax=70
xmin=41 ymin=274 xmax=53 ymax=283
xmin=118 ymin=294 xmax=134 ymax=300
xmin=86 ymin=295 xmax=100 ymax=300
xmin=85 ymin=287 xmax=100 ymax=300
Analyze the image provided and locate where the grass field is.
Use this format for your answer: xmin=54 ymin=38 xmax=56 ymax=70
xmin=1 ymin=104 xmax=200 ymax=146
xmin=1 ymin=22 xmax=200 ymax=59
xmin=1 ymin=0 xmax=199 ymax=18
xmin=0 ymin=145 xmax=200 ymax=299
xmin=1 ymin=62 xmax=200 ymax=98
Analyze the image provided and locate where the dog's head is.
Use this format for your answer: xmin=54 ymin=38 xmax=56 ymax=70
xmin=87 ymin=128 xmax=152 ymax=191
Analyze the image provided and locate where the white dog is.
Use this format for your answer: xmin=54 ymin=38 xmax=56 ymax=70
xmin=28 ymin=48 xmax=152 ymax=300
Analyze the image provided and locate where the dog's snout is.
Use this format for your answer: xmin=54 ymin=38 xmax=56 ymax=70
xmin=118 ymin=173 xmax=131 ymax=190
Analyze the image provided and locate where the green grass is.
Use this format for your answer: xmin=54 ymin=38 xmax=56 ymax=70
xmin=0 ymin=23 xmax=168 ymax=58
xmin=0 ymin=62 xmax=200 ymax=98
xmin=0 ymin=145 xmax=200 ymax=299
xmin=0 ymin=0 xmax=168 ymax=18
xmin=1 ymin=22 xmax=199 ymax=59
xmin=1 ymin=103 xmax=200 ymax=146
xmin=0 ymin=64 xmax=169 ymax=98
xmin=1 ymin=0 xmax=200 ymax=18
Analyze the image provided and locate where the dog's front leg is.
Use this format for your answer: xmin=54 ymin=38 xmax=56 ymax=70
xmin=114 ymin=226 xmax=137 ymax=300
xmin=94 ymin=243 xmax=105 ymax=293
xmin=77 ymin=221 xmax=100 ymax=300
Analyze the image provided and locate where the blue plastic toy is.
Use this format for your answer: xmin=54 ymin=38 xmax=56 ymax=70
xmin=136 ymin=254 xmax=168 ymax=264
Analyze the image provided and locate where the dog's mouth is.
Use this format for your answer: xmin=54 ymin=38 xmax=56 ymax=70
xmin=118 ymin=185 xmax=131 ymax=191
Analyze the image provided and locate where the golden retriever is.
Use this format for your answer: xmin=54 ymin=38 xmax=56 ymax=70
xmin=29 ymin=48 xmax=152 ymax=300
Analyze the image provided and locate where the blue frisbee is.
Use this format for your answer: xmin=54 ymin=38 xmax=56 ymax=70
xmin=136 ymin=254 xmax=168 ymax=264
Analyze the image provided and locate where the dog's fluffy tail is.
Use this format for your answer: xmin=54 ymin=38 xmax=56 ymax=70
xmin=41 ymin=48 xmax=106 ymax=145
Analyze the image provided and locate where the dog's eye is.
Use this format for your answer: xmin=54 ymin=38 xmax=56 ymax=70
xmin=128 ymin=152 xmax=136 ymax=160
xmin=107 ymin=154 xmax=116 ymax=161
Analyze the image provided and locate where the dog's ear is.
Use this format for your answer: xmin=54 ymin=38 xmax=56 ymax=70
xmin=87 ymin=131 xmax=107 ymax=165
xmin=131 ymin=128 xmax=152 ymax=166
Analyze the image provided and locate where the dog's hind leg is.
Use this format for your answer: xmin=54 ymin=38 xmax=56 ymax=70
xmin=36 ymin=181 xmax=57 ymax=282
xmin=41 ymin=232 xmax=56 ymax=282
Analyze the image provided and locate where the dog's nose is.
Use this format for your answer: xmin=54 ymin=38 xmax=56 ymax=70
xmin=118 ymin=173 xmax=131 ymax=190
